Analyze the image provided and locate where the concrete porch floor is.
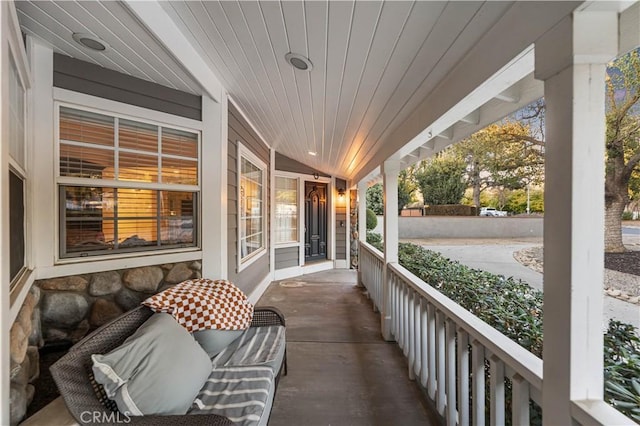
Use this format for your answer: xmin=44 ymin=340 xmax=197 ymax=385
xmin=260 ymin=269 xmax=441 ymax=426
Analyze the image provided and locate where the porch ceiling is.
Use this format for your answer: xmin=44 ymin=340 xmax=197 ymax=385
xmin=16 ymin=1 xmax=584 ymax=181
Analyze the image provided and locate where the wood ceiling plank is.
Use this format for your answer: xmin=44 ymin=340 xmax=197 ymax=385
xmin=16 ymin=1 xmax=105 ymax=67
xmin=238 ymin=1 xmax=301 ymax=150
xmin=281 ymin=1 xmax=315 ymax=155
xmin=304 ymin=0 xmax=328 ymax=163
xmin=346 ymin=1 xmax=485 ymax=175
xmin=322 ymin=1 xmax=354 ymax=170
xmin=339 ymin=0 xmax=445 ymax=173
xmin=259 ymin=1 xmax=309 ymax=160
xmin=326 ymin=1 xmax=383 ymax=170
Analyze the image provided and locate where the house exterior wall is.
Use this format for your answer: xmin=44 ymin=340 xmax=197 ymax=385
xmin=227 ymin=103 xmax=270 ymax=295
xmin=274 ymin=247 xmax=299 ymax=270
xmin=275 ymin=152 xmax=330 ymax=177
xmin=53 ymin=54 xmax=201 ymax=120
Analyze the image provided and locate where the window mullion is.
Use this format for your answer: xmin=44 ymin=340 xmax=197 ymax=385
xmin=114 ymin=117 xmax=120 ymax=179
xmin=157 ymin=190 xmax=161 ymax=247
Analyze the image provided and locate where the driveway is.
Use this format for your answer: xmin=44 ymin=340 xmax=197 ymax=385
xmin=409 ymin=239 xmax=640 ymax=330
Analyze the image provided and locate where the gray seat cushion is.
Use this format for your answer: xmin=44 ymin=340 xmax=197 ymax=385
xmin=210 ymin=325 xmax=285 ymax=373
xmin=91 ymin=313 xmax=212 ymax=416
xmin=189 ymin=366 xmax=274 ymax=425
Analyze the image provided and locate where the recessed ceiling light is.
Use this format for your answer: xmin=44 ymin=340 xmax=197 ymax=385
xmin=72 ymin=33 xmax=109 ymax=52
xmin=285 ymin=53 xmax=313 ymax=71
xmin=308 ymin=151 xmax=317 ymax=156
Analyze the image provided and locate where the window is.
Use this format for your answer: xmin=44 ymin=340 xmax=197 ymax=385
xmin=9 ymin=53 xmax=27 ymax=285
xmin=275 ymin=176 xmax=298 ymax=244
xmin=58 ymin=106 xmax=199 ymax=258
xmin=238 ymin=144 xmax=266 ymax=268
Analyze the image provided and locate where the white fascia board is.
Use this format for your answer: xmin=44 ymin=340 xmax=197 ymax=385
xmin=620 ymin=1 xmax=640 ymax=55
xmin=123 ymin=1 xmax=223 ymax=102
xmin=395 ymin=46 xmax=535 ymax=160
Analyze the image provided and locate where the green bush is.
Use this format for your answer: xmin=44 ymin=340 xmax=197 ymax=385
xmin=366 ymin=208 xmax=377 ymax=230
xmin=366 ymin=232 xmax=383 ymax=251
xmin=623 ymin=211 xmax=634 ymax=220
xmin=397 ymin=242 xmax=640 ymax=423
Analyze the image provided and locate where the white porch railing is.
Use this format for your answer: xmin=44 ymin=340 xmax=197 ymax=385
xmin=358 ymin=241 xmax=631 ymax=426
xmin=358 ymin=242 xmax=384 ymax=312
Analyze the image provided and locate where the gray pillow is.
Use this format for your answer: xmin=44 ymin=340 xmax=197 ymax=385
xmin=91 ymin=313 xmax=211 ymax=416
xmin=193 ymin=329 xmax=244 ymax=357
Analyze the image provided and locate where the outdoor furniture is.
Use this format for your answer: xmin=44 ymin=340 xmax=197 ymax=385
xmin=51 ymin=305 xmax=286 ymax=425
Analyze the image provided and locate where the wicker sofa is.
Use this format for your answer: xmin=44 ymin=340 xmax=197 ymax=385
xmin=51 ymin=305 xmax=286 ymax=425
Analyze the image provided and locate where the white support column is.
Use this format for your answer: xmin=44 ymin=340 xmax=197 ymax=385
xmin=0 ymin=4 xmax=10 ymax=423
xmin=358 ymin=180 xmax=368 ymax=244
xmin=201 ymin=93 xmax=228 ymax=279
xmin=357 ymin=180 xmax=368 ymax=287
xmin=535 ymin=11 xmax=618 ymax=424
xmin=381 ymin=159 xmax=400 ymax=341
xmin=29 ymin=40 xmax=54 ymax=270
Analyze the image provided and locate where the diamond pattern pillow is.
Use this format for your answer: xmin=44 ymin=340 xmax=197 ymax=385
xmin=142 ymin=279 xmax=254 ymax=332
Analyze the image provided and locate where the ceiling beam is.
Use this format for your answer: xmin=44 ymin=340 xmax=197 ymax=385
xmin=123 ymin=1 xmax=224 ymax=102
xmin=459 ymin=109 xmax=480 ymax=125
xmin=620 ymin=1 xmax=640 ymax=54
xmin=494 ymin=86 xmax=521 ymax=103
xmin=438 ymin=126 xmax=454 ymax=140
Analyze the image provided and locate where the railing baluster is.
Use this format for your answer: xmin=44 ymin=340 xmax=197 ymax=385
xmin=436 ymin=310 xmax=446 ymax=415
xmin=408 ymin=289 xmax=416 ymax=380
xmin=427 ymin=302 xmax=436 ymax=400
xmin=420 ymin=300 xmax=428 ymax=388
xmin=390 ymin=273 xmax=397 ymax=339
xmin=512 ymin=374 xmax=530 ymax=426
xmin=403 ymin=283 xmax=409 ymax=356
xmin=489 ymin=354 xmax=505 ymax=426
xmin=472 ymin=340 xmax=485 ymax=426
xmin=457 ymin=328 xmax=470 ymax=426
xmin=446 ymin=319 xmax=457 ymax=426
xmin=414 ymin=296 xmax=422 ymax=379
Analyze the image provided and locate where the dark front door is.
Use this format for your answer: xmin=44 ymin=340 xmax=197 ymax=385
xmin=305 ymin=182 xmax=327 ymax=262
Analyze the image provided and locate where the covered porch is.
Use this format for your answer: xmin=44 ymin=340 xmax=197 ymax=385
xmin=2 ymin=1 xmax=640 ymax=425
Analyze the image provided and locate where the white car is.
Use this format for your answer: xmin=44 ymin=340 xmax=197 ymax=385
xmin=480 ymin=207 xmax=507 ymax=217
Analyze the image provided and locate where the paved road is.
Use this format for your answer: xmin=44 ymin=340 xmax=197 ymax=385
xmin=420 ymin=242 xmax=640 ymax=330
xmin=624 ymin=226 xmax=640 ymax=235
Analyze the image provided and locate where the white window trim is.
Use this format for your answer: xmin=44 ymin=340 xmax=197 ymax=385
xmin=237 ymin=142 xmax=267 ymax=272
xmin=53 ymin=100 xmax=202 ymax=262
xmin=274 ymin=174 xmax=299 ymax=247
xmin=7 ymin=0 xmax=34 ymax=314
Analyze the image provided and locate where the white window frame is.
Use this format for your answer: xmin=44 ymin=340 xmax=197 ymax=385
xmin=54 ymin=99 xmax=202 ymax=262
xmin=237 ymin=142 xmax=267 ymax=271
xmin=6 ymin=2 xmax=33 ymax=309
xmin=274 ymin=174 xmax=299 ymax=247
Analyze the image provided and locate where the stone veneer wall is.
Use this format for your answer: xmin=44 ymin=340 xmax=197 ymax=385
xmin=9 ymin=260 xmax=201 ymax=425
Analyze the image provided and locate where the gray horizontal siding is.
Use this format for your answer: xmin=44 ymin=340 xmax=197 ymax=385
xmin=53 ymin=54 xmax=201 ymax=120
xmin=227 ymin=103 xmax=271 ymax=294
xmin=275 ymin=247 xmax=299 ymax=270
xmin=275 ymin=152 xmax=330 ymax=177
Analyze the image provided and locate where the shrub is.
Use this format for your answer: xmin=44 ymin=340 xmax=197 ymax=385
xmin=366 ymin=208 xmax=377 ymax=230
xmin=366 ymin=232 xmax=383 ymax=252
xmin=397 ymin=242 xmax=640 ymax=422
xmin=623 ymin=211 xmax=634 ymax=221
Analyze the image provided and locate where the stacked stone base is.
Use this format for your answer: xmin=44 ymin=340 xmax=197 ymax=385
xmin=9 ymin=260 xmax=202 ymax=425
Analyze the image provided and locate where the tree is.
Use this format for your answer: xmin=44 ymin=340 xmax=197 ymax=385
xmin=414 ymin=155 xmax=466 ymax=205
xmin=605 ymin=49 xmax=640 ymax=252
xmin=366 ymin=183 xmax=383 ymax=215
xmin=450 ymin=120 xmax=545 ymax=208
xmin=398 ymin=168 xmax=417 ymax=214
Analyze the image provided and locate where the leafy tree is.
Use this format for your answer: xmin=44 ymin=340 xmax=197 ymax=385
xmin=605 ymin=49 xmax=640 ymax=252
xmin=366 ymin=183 xmax=383 ymax=215
xmin=414 ymin=155 xmax=466 ymax=205
xmin=397 ymin=168 xmax=417 ymax=214
xmin=450 ymin=120 xmax=544 ymax=208
xmin=505 ymin=188 xmax=544 ymax=214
